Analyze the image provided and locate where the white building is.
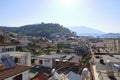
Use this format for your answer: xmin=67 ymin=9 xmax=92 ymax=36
xmin=0 ymin=55 xmax=31 ymax=80
xmin=0 ymin=45 xmax=16 ymax=53
xmin=0 ymin=64 xmax=31 ymax=80
xmin=1 ymin=52 xmax=31 ymax=66
xmin=34 ymin=55 xmax=53 ymax=68
xmin=34 ymin=54 xmax=81 ymax=68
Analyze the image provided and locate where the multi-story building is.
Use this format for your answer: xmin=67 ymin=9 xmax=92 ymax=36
xmin=0 ymin=36 xmax=18 ymax=53
xmin=0 ymin=33 xmax=20 ymax=53
xmin=34 ymin=54 xmax=81 ymax=68
xmin=0 ymin=56 xmax=31 ymax=80
xmin=103 ymin=38 xmax=120 ymax=54
xmin=1 ymin=52 xmax=31 ymax=66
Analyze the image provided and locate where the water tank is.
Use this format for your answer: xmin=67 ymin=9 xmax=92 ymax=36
xmin=82 ymin=68 xmax=88 ymax=80
xmin=51 ymin=68 xmax=55 ymax=74
xmin=82 ymin=68 xmax=88 ymax=75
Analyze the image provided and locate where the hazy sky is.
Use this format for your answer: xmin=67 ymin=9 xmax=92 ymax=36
xmin=0 ymin=0 xmax=120 ymax=33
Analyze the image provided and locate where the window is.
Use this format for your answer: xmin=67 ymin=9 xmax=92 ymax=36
xmin=15 ymin=57 xmax=20 ymax=63
xmin=39 ymin=60 xmax=43 ymax=64
xmin=13 ymin=74 xmax=22 ymax=80
xmin=2 ymin=48 xmax=5 ymax=52
xmin=44 ymin=59 xmax=50 ymax=62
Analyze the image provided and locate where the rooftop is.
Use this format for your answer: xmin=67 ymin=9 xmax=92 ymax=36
xmin=0 ymin=52 xmax=31 ymax=57
xmin=34 ymin=54 xmax=81 ymax=63
xmin=35 ymin=54 xmax=74 ymax=60
xmin=0 ymin=64 xmax=31 ymax=80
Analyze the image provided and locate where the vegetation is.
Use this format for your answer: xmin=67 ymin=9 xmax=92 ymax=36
xmin=0 ymin=23 xmax=76 ymax=39
xmin=16 ymin=46 xmax=23 ymax=51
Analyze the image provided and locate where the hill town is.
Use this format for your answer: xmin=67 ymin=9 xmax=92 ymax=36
xmin=0 ymin=23 xmax=120 ymax=80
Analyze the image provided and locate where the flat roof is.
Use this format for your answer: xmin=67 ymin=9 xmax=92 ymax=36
xmin=35 ymin=54 xmax=74 ymax=60
xmin=0 ymin=64 xmax=31 ymax=80
xmin=0 ymin=52 xmax=30 ymax=57
xmin=35 ymin=54 xmax=81 ymax=63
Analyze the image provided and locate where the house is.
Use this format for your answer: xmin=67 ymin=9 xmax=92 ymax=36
xmin=0 ymin=52 xmax=31 ymax=66
xmin=0 ymin=44 xmax=17 ymax=53
xmin=65 ymin=37 xmax=79 ymax=48
xmin=34 ymin=54 xmax=81 ymax=68
xmin=0 ymin=35 xmax=20 ymax=53
xmin=103 ymin=38 xmax=120 ymax=54
xmin=26 ymin=37 xmax=54 ymax=52
xmin=0 ymin=56 xmax=31 ymax=80
xmin=17 ymin=35 xmax=30 ymax=47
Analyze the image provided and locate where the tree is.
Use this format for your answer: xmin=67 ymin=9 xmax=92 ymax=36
xmin=16 ymin=46 xmax=23 ymax=51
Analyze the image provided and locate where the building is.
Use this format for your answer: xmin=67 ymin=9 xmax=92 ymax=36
xmin=65 ymin=37 xmax=79 ymax=48
xmin=0 ymin=45 xmax=17 ymax=53
xmin=34 ymin=54 xmax=81 ymax=68
xmin=0 ymin=52 xmax=31 ymax=66
xmin=0 ymin=56 xmax=31 ymax=80
xmin=0 ymin=35 xmax=20 ymax=53
xmin=103 ymin=38 xmax=120 ymax=54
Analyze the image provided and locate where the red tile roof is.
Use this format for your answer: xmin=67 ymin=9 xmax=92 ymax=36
xmin=32 ymin=72 xmax=48 ymax=80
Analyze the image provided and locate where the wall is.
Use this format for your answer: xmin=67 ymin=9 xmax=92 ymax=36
xmin=4 ymin=70 xmax=30 ymax=80
xmin=35 ymin=58 xmax=53 ymax=68
xmin=104 ymin=39 xmax=120 ymax=54
xmin=0 ymin=45 xmax=16 ymax=53
xmin=20 ymin=56 xmax=26 ymax=65
xmin=26 ymin=53 xmax=31 ymax=66
xmin=17 ymin=53 xmax=31 ymax=66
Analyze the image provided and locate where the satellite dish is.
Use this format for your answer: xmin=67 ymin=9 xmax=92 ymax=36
xmin=82 ymin=68 xmax=88 ymax=75
xmin=82 ymin=68 xmax=88 ymax=80
xmin=51 ymin=68 xmax=55 ymax=74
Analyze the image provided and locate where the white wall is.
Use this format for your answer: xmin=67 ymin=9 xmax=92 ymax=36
xmin=35 ymin=58 xmax=53 ymax=68
xmin=26 ymin=53 xmax=31 ymax=66
xmin=22 ymin=70 xmax=29 ymax=80
xmin=18 ymin=54 xmax=31 ymax=66
xmin=4 ymin=70 xmax=29 ymax=80
xmin=20 ymin=56 xmax=26 ymax=65
xmin=4 ymin=52 xmax=31 ymax=66
xmin=0 ymin=47 xmax=2 ymax=52
xmin=43 ymin=58 xmax=53 ymax=68
xmin=0 ymin=45 xmax=16 ymax=53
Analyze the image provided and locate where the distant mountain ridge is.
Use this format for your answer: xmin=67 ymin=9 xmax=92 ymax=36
xmin=99 ymin=33 xmax=120 ymax=38
xmin=0 ymin=23 xmax=75 ymax=39
xmin=0 ymin=24 xmax=120 ymax=38
xmin=69 ymin=26 xmax=105 ymax=37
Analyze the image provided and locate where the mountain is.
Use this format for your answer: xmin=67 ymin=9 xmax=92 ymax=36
xmin=69 ymin=26 xmax=105 ymax=37
xmin=0 ymin=23 xmax=75 ymax=39
xmin=99 ymin=33 xmax=120 ymax=38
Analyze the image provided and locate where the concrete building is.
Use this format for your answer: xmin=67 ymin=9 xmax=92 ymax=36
xmin=103 ymin=38 xmax=120 ymax=54
xmin=34 ymin=54 xmax=81 ymax=68
xmin=0 ymin=34 xmax=20 ymax=53
xmin=0 ymin=45 xmax=17 ymax=53
xmin=0 ymin=52 xmax=31 ymax=66
xmin=65 ymin=37 xmax=79 ymax=48
xmin=0 ymin=57 xmax=31 ymax=80
xmin=2 ymin=65 xmax=30 ymax=80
